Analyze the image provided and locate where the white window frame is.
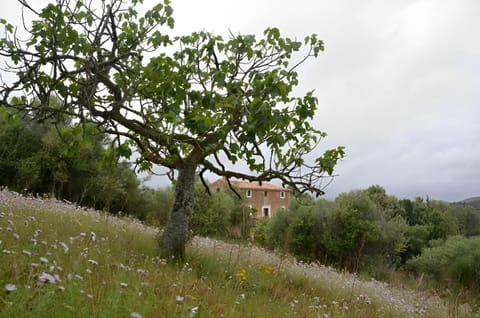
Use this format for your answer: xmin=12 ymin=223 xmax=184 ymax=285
xmin=262 ymin=205 xmax=271 ymax=218
xmin=280 ymin=191 xmax=286 ymax=199
xmin=246 ymin=189 xmax=252 ymax=198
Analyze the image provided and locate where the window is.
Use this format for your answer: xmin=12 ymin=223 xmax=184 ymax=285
xmin=280 ymin=191 xmax=285 ymax=199
xmin=246 ymin=189 xmax=252 ymax=198
xmin=264 ymin=191 xmax=268 ymax=197
xmin=263 ymin=207 xmax=270 ymax=217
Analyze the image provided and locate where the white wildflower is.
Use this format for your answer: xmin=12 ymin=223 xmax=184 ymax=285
xmin=190 ymin=306 xmax=199 ymax=317
xmin=88 ymin=259 xmax=98 ymax=266
xmin=61 ymin=242 xmax=69 ymax=254
xmin=176 ymin=295 xmax=184 ymax=302
xmin=4 ymin=284 xmax=17 ymax=292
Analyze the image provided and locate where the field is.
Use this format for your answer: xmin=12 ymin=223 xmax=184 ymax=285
xmin=0 ymin=189 xmax=471 ymax=317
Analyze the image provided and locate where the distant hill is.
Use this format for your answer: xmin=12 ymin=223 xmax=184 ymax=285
xmin=455 ymin=196 xmax=480 ymax=210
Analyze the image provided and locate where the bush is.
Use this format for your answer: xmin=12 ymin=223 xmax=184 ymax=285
xmin=190 ymin=183 xmax=234 ymax=237
xmin=407 ymin=235 xmax=480 ymax=292
xmin=253 ymin=217 xmax=269 ymax=246
xmin=264 ymin=209 xmax=289 ymax=250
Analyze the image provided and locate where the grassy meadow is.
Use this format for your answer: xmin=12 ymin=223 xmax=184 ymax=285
xmin=0 ymin=188 xmax=472 ymax=317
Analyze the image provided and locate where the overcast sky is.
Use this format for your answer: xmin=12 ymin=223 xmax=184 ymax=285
xmin=3 ymin=0 xmax=479 ymax=202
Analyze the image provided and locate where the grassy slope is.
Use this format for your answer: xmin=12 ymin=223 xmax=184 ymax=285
xmin=0 ymin=189 xmax=471 ymax=317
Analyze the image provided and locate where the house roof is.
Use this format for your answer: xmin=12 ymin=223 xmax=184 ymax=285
xmin=213 ymin=177 xmax=291 ymax=192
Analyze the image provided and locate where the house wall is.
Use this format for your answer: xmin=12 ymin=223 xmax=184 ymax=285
xmin=210 ymin=178 xmax=291 ymax=219
xmin=245 ymin=188 xmax=290 ymax=219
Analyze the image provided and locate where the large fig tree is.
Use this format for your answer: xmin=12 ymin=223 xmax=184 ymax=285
xmin=0 ymin=0 xmax=344 ymax=260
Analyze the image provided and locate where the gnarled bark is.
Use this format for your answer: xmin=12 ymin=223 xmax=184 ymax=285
xmin=160 ymin=164 xmax=196 ymax=261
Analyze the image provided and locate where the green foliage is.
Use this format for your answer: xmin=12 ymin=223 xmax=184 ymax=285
xmin=286 ymin=205 xmax=320 ymax=260
xmin=408 ymin=236 xmax=480 ymax=293
xmin=190 ymin=182 xmax=235 ymax=237
xmin=0 ymin=106 xmax=147 ymax=219
xmin=253 ymin=217 xmax=269 ymax=246
xmin=264 ymin=209 xmax=290 ymax=250
xmin=0 ymin=0 xmax=344 ymax=195
xmin=142 ymin=186 xmax=175 ymax=226
xmin=322 ymin=191 xmax=381 ymax=269
xmin=450 ymin=204 xmax=480 ymax=237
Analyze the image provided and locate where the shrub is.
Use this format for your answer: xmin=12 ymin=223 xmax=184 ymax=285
xmin=190 ymin=184 xmax=234 ymax=237
xmin=407 ymin=235 xmax=480 ymax=293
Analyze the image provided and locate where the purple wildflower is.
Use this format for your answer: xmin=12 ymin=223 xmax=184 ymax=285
xmin=38 ymin=272 xmax=57 ymax=285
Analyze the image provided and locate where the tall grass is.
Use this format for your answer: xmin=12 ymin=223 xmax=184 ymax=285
xmin=0 ymin=189 xmax=472 ymax=317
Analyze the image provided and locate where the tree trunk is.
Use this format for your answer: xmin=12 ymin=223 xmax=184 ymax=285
xmin=160 ymin=164 xmax=196 ymax=261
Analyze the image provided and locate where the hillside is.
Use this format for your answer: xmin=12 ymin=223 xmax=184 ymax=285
xmin=458 ymin=196 xmax=480 ymax=210
xmin=0 ymin=189 xmax=472 ymax=317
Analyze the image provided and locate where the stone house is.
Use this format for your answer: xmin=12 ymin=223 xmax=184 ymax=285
xmin=210 ymin=177 xmax=292 ymax=219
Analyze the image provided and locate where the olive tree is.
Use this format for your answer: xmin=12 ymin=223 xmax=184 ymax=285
xmin=0 ymin=0 xmax=344 ymax=260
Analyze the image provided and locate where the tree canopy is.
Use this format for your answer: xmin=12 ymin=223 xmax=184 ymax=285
xmin=0 ymin=0 xmax=344 ymax=259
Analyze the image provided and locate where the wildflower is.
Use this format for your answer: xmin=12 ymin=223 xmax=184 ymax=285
xmin=31 ymin=238 xmax=37 ymax=245
xmin=4 ymin=284 xmax=17 ymax=292
xmin=131 ymin=312 xmax=142 ymax=318
xmin=80 ymin=232 xmax=86 ymax=238
xmin=38 ymin=272 xmax=57 ymax=285
xmin=176 ymin=295 xmax=185 ymax=302
xmin=120 ymin=282 xmax=128 ymax=288
xmin=88 ymin=259 xmax=98 ymax=266
xmin=31 ymin=263 xmax=39 ymax=268
xmin=136 ymin=269 xmax=149 ymax=277
xmin=22 ymin=250 xmax=32 ymax=256
xmin=3 ymin=249 xmax=11 ymax=254
xmin=74 ymin=274 xmax=84 ymax=281
xmin=61 ymin=242 xmax=69 ymax=254
xmin=235 ymin=268 xmax=247 ymax=282
xmin=90 ymin=232 xmax=96 ymax=242
xmin=58 ymin=286 xmax=65 ymax=292
xmin=40 ymin=257 xmax=49 ymax=263
xmin=86 ymin=269 xmax=92 ymax=274
xmin=259 ymin=264 xmax=273 ymax=275
xmin=86 ymin=294 xmax=93 ymax=299
xmin=13 ymin=233 xmax=20 ymax=240
xmin=190 ymin=306 xmax=199 ymax=317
